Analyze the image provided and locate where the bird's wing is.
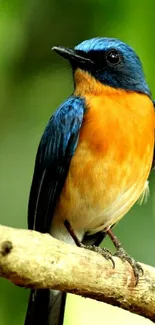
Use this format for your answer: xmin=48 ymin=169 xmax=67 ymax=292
xmin=28 ymin=96 xmax=85 ymax=232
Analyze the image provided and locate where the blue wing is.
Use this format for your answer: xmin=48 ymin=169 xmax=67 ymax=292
xmin=28 ymin=96 xmax=85 ymax=232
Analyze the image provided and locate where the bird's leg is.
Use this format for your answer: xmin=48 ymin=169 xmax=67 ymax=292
xmin=107 ymin=228 xmax=143 ymax=284
xmin=64 ymin=220 xmax=115 ymax=267
xmin=64 ymin=220 xmax=81 ymax=247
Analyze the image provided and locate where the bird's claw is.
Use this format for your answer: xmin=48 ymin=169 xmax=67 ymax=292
xmin=114 ymin=247 xmax=143 ymax=285
xmin=81 ymin=243 xmax=115 ymax=268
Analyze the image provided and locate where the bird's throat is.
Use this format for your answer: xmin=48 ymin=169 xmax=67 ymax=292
xmin=74 ymin=68 xmax=123 ymax=96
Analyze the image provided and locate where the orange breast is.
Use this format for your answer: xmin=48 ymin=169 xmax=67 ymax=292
xmin=52 ymin=70 xmax=155 ymax=237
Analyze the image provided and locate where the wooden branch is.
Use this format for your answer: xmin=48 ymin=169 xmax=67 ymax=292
xmin=0 ymin=225 xmax=155 ymax=321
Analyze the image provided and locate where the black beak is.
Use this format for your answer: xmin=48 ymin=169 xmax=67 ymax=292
xmin=52 ymin=46 xmax=94 ymax=65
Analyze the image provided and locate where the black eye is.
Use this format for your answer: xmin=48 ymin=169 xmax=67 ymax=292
xmin=106 ymin=49 xmax=121 ymax=65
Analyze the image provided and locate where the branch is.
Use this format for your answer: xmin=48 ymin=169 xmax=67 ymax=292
xmin=0 ymin=225 xmax=155 ymax=321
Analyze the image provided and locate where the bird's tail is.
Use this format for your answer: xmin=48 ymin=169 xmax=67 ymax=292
xmin=24 ymin=289 xmax=66 ymax=325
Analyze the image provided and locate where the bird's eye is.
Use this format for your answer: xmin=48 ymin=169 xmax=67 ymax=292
xmin=106 ymin=49 xmax=121 ymax=65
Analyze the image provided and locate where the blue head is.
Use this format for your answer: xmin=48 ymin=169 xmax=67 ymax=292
xmin=53 ymin=37 xmax=151 ymax=96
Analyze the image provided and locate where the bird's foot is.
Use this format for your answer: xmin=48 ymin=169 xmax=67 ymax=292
xmin=114 ymin=247 xmax=143 ymax=285
xmin=106 ymin=229 xmax=143 ymax=285
xmin=80 ymin=243 xmax=115 ymax=268
xmin=64 ymin=220 xmax=114 ymax=268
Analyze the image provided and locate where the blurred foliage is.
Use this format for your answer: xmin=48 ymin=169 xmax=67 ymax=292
xmin=0 ymin=0 xmax=155 ymax=324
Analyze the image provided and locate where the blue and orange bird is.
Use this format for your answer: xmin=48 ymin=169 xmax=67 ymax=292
xmin=24 ymin=38 xmax=155 ymax=325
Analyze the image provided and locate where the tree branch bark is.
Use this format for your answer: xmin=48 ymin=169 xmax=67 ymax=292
xmin=0 ymin=224 xmax=155 ymax=321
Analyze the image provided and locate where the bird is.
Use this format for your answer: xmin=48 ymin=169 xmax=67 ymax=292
xmin=24 ymin=37 xmax=155 ymax=325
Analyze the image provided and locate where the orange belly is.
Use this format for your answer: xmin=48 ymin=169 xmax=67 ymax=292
xmin=52 ymin=83 xmax=155 ymax=238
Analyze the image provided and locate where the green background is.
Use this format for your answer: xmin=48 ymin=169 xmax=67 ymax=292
xmin=0 ymin=0 xmax=155 ymax=324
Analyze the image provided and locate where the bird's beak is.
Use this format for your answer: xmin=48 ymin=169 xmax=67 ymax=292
xmin=52 ymin=46 xmax=94 ymax=65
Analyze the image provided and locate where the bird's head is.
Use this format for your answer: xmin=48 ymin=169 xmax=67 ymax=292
xmin=52 ymin=37 xmax=151 ymax=96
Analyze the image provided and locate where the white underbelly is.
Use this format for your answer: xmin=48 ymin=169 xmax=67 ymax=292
xmin=87 ymin=180 xmax=149 ymax=234
xmin=51 ymin=178 xmax=149 ymax=244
